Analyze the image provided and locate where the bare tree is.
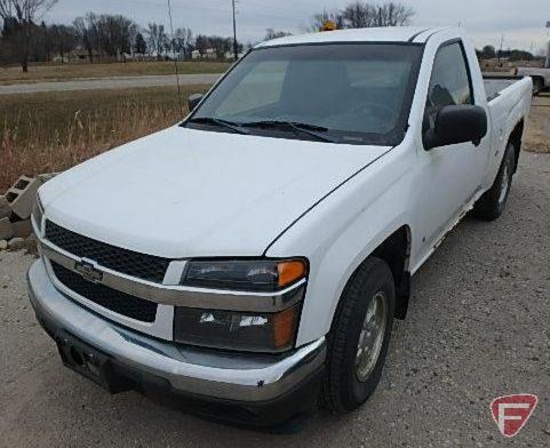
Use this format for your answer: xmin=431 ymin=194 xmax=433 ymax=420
xmin=96 ymin=14 xmax=137 ymax=58
xmin=0 ymin=0 xmax=58 ymax=71
xmin=146 ymin=23 xmax=168 ymax=59
xmin=311 ymin=2 xmax=414 ymax=31
xmin=193 ymin=34 xmax=242 ymax=59
xmin=134 ymin=32 xmax=147 ymax=55
xmin=170 ymin=27 xmax=193 ymax=58
xmin=73 ymin=13 xmax=137 ymax=61
xmin=341 ymin=2 xmax=376 ymax=28
xmin=73 ymin=13 xmax=100 ymax=63
xmin=264 ymin=28 xmax=292 ymax=41
xmin=480 ymin=45 xmax=496 ymax=60
xmin=48 ymin=24 xmax=77 ymax=62
xmin=372 ymin=2 xmax=414 ymax=26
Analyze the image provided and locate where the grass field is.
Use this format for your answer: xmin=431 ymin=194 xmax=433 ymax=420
xmin=0 ymin=61 xmax=231 ymax=85
xmin=1 ymin=86 xmax=548 ymax=193
xmin=0 ymin=85 xmax=210 ymax=191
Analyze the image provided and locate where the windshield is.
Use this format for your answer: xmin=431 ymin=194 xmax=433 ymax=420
xmin=184 ymin=43 xmax=423 ymax=146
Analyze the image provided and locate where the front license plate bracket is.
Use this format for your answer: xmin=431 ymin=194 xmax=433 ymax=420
xmin=55 ymin=330 xmax=133 ymax=394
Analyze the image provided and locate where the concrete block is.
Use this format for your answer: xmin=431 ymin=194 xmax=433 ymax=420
xmin=0 ymin=217 xmax=14 ymax=240
xmin=5 ymin=176 xmax=41 ymax=220
xmin=25 ymin=234 xmax=38 ymax=256
xmin=0 ymin=195 xmax=10 ymax=220
xmin=0 ymin=240 xmax=7 ymax=251
xmin=12 ymin=219 xmax=33 ymax=238
xmin=8 ymin=237 xmax=26 ymax=251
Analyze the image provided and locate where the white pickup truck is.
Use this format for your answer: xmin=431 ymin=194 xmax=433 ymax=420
xmin=28 ymin=27 xmax=532 ymax=426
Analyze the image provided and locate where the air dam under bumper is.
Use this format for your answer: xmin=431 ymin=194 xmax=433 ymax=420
xmin=27 ymin=260 xmax=326 ymax=423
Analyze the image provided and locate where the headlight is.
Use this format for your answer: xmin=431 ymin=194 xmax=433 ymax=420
xmin=181 ymin=259 xmax=307 ymax=292
xmin=174 ymin=303 xmax=301 ymax=353
xmin=176 ymin=258 xmax=308 ymax=352
xmin=32 ymin=194 xmax=44 ymax=231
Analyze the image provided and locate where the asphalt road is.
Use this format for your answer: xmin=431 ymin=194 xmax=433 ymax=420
xmin=1 ymin=152 xmax=549 ymax=447
xmin=0 ymin=73 xmax=222 ymax=95
xmin=0 ymin=71 xmax=509 ymax=96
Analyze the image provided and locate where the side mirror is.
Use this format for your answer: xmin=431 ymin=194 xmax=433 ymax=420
xmin=424 ymin=105 xmax=487 ymax=150
xmin=188 ymin=93 xmax=204 ymax=112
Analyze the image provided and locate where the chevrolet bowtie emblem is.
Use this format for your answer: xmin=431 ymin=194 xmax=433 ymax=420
xmin=74 ymin=260 xmax=103 ymax=283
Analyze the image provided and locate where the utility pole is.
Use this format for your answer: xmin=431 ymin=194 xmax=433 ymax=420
xmin=498 ymin=34 xmax=504 ymax=64
xmin=232 ymin=0 xmax=238 ymax=60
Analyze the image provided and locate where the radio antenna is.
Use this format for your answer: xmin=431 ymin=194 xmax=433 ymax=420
xmin=232 ymin=0 xmax=238 ymax=60
xmin=167 ymin=0 xmax=184 ymax=116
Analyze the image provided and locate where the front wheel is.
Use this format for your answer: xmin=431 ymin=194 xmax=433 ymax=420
xmin=472 ymin=142 xmax=516 ymax=221
xmin=322 ymin=257 xmax=395 ymax=414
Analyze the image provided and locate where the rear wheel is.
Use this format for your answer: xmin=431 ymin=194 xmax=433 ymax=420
xmin=322 ymin=257 xmax=395 ymax=413
xmin=472 ymin=142 xmax=516 ymax=221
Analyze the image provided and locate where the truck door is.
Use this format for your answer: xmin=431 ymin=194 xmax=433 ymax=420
xmin=414 ymin=40 xmax=490 ymax=253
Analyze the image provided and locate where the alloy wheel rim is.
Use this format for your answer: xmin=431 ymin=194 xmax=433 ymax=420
xmin=355 ymin=291 xmax=388 ymax=382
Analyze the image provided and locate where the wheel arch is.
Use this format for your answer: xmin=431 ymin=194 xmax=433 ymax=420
xmin=508 ymin=119 xmax=524 ymax=173
xmin=370 ymin=225 xmax=412 ymax=319
xmin=335 ymin=225 xmax=412 ymax=324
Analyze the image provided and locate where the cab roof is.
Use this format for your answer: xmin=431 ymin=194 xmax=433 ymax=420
xmin=256 ymin=27 xmax=447 ymax=48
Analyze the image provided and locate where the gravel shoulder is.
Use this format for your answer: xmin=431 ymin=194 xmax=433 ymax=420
xmin=0 ymin=151 xmax=549 ymax=447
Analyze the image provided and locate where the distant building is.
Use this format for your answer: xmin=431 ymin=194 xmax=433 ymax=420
xmin=192 ymin=48 xmax=218 ymax=60
xmin=204 ymin=48 xmax=216 ymax=60
xmin=52 ymin=55 xmax=70 ymax=63
xmin=71 ymin=48 xmax=101 ymax=63
xmin=224 ymin=51 xmax=245 ymax=61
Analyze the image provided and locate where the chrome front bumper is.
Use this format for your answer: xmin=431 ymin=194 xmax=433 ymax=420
xmin=27 ymin=259 xmax=326 ymax=403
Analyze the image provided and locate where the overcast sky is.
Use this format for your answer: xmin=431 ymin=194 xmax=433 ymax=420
xmin=46 ymin=0 xmax=550 ymax=53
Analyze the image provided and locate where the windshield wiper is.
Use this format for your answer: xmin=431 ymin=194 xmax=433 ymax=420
xmin=242 ymin=120 xmax=338 ymax=143
xmin=186 ymin=117 xmax=249 ymax=135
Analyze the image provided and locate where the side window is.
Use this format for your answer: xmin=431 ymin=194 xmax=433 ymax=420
xmin=425 ymin=42 xmax=473 ymax=129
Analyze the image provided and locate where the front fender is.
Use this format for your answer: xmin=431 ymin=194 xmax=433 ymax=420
xmin=266 ymin=145 xmax=417 ymax=347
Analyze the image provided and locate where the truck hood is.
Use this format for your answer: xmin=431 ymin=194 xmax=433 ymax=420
xmin=41 ymin=126 xmax=389 ymax=258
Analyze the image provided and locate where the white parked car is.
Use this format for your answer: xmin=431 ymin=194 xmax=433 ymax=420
xmin=28 ymin=27 xmax=532 ymax=426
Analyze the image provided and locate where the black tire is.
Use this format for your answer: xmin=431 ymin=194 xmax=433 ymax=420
xmin=472 ymin=142 xmax=516 ymax=221
xmin=322 ymin=257 xmax=395 ymax=414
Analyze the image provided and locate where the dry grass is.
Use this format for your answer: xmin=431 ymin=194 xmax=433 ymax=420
xmin=0 ymin=85 xmax=211 ymax=191
xmin=0 ymin=61 xmax=230 ymax=85
xmin=1 ymin=84 xmax=547 ymax=192
xmin=524 ymin=93 xmax=550 ymax=154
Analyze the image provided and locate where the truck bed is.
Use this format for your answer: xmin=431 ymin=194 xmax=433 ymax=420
xmin=483 ymin=75 xmax=526 ymax=102
xmin=483 ymin=75 xmax=532 ymax=190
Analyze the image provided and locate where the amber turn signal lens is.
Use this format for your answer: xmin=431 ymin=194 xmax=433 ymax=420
xmin=277 ymin=260 xmax=306 ymax=288
xmin=273 ymin=305 xmax=300 ymax=349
